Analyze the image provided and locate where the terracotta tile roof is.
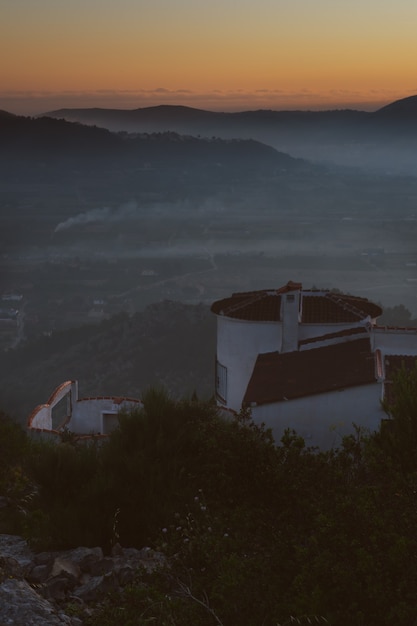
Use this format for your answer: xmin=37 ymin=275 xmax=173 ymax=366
xmin=244 ymin=337 xmax=376 ymax=406
xmin=301 ymin=294 xmax=382 ymax=323
xmin=299 ymin=326 xmax=368 ymax=346
xmin=211 ymin=282 xmax=382 ymax=324
xmin=211 ymin=290 xmax=282 ymax=321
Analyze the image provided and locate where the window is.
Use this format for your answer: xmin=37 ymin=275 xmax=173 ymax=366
xmin=102 ymin=412 xmax=119 ymax=434
xmin=286 ymin=294 xmax=295 ymax=302
xmin=215 ymin=359 xmax=227 ymax=403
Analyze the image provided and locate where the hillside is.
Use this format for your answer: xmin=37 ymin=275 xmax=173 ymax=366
xmin=0 ymin=112 xmax=300 ymax=167
xmin=375 ymin=94 xmax=417 ymax=118
xmin=41 ymin=96 xmax=417 ymax=172
xmin=0 ymin=301 xmax=216 ymax=425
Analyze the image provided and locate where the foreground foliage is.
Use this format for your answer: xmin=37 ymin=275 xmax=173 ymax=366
xmin=1 ymin=370 xmax=417 ymax=625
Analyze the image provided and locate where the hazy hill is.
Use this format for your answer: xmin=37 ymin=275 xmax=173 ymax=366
xmin=0 ymin=112 xmax=309 ymax=256
xmin=42 ymin=103 xmax=370 ymax=134
xmin=0 ymin=111 xmax=124 ymax=156
xmin=44 ymin=95 xmax=417 ymax=133
xmin=42 ymin=96 xmax=417 ymax=172
xmin=375 ymin=94 xmax=417 ymax=119
xmin=0 ymin=112 xmax=300 ymax=168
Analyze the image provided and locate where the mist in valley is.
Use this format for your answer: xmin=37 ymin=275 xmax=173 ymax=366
xmin=1 ymin=106 xmax=417 ymax=420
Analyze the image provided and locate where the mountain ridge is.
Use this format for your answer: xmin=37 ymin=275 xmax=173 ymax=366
xmin=34 ymin=95 xmax=417 ymax=172
xmin=0 ymin=112 xmax=302 ymax=169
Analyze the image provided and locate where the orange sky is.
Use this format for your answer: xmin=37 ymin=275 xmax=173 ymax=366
xmin=1 ymin=0 xmax=417 ymax=114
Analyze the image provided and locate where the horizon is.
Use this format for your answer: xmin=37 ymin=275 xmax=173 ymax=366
xmin=0 ymin=93 xmax=410 ymax=118
xmin=2 ymin=0 xmax=417 ymax=117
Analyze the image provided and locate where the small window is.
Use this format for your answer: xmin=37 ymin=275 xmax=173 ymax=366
xmin=286 ymin=294 xmax=295 ymax=302
xmin=102 ymin=412 xmax=119 ymax=434
xmin=215 ymin=359 xmax=227 ymax=404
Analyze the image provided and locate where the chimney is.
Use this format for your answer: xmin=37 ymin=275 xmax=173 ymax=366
xmin=280 ymin=285 xmax=301 ymax=353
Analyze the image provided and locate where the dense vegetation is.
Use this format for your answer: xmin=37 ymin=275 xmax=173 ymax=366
xmin=1 ymin=365 xmax=417 ymax=625
xmin=0 ymin=302 xmax=216 ymax=423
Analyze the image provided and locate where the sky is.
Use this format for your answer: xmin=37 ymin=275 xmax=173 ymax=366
xmin=1 ymin=0 xmax=417 ymax=115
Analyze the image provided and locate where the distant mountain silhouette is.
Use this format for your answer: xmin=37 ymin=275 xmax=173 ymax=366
xmin=41 ymin=96 xmax=417 ymax=173
xmin=45 ymin=96 xmax=417 ymax=129
xmin=43 ymin=104 xmax=371 ymax=136
xmin=375 ymin=95 xmax=417 ymax=118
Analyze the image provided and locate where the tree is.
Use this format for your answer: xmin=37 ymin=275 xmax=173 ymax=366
xmin=380 ymin=361 xmax=417 ymax=472
xmin=378 ymin=304 xmax=417 ymax=328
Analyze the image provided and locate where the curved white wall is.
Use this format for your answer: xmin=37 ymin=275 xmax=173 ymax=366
xmin=215 ymin=315 xmax=371 ymax=411
xmin=216 ymin=316 xmax=282 ymax=411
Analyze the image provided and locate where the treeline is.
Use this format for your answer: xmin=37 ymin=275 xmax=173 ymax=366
xmin=0 ymin=112 xmax=289 ymax=167
xmin=378 ymin=303 xmax=417 ymax=327
xmin=1 ymin=365 xmax=417 ymax=625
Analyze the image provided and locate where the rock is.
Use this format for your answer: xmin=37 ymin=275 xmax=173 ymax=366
xmin=88 ymin=557 xmax=114 ymax=576
xmin=73 ymin=571 xmax=120 ymax=602
xmin=0 ymin=534 xmax=167 ymax=624
xmin=111 ymin=542 xmax=123 ymax=557
xmin=51 ymin=557 xmax=81 ymax=580
xmin=116 ymin=564 xmax=135 ymax=586
xmin=43 ymin=574 xmax=77 ymax=601
xmin=57 ymin=546 xmax=103 ymax=571
xmin=0 ymin=578 xmax=75 ymax=625
xmin=0 ymin=534 xmax=34 ymax=577
xmin=113 ymin=545 xmax=166 ymax=573
xmin=28 ymin=563 xmax=51 ymax=584
xmin=35 ymin=551 xmax=55 ymax=566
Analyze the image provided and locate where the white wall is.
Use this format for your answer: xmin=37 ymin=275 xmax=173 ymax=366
xmin=250 ymin=383 xmax=383 ymax=450
xmin=28 ymin=381 xmax=77 ymax=431
xmin=215 ymin=315 xmax=372 ymax=411
xmin=216 ymin=316 xmax=282 ymax=411
xmin=28 ymin=381 xmax=142 ymax=436
xmin=28 ymin=404 xmax=52 ymax=430
xmin=70 ymin=399 xmax=141 ymax=434
xmin=372 ymin=327 xmax=417 ymax=354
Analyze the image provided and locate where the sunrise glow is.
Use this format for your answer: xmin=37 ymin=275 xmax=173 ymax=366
xmin=1 ymin=0 xmax=417 ymax=115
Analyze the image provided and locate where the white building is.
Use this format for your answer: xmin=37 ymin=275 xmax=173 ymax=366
xmin=211 ymin=281 xmax=417 ymax=449
xmin=28 ymin=380 xmax=142 ymax=440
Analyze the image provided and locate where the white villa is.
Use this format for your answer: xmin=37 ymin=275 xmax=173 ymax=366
xmin=28 ymin=380 xmax=142 ymax=440
xmin=211 ymin=281 xmax=417 ymax=449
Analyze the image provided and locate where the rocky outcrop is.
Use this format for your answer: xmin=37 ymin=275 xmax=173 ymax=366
xmin=0 ymin=534 xmax=165 ymax=625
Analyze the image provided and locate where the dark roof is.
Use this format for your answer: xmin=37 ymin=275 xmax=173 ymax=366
xmin=244 ymin=337 xmax=376 ymax=406
xmin=302 ymin=294 xmax=381 ymax=323
xmin=299 ymin=326 xmax=368 ymax=347
xmin=211 ymin=282 xmax=382 ymax=323
xmin=211 ymin=290 xmax=283 ymax=321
